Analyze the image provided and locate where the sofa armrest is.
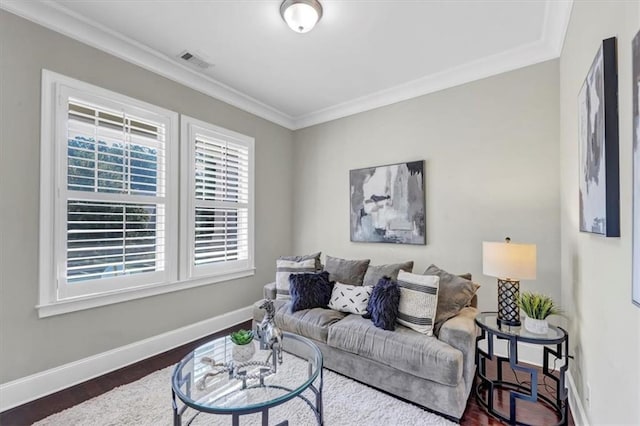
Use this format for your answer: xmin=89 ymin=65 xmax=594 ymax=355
xmin=438 ymin=306 xmax=479 ymax=390
xmin=264 ymin=282 xmax=277 ymax=300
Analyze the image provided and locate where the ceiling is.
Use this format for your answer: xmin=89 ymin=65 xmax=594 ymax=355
xmin=2 ymin=0 xmax=573 ymax=129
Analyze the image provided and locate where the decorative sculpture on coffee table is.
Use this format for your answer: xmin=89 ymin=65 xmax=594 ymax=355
xmin=256 ymin=299 xmax=283 ymax=369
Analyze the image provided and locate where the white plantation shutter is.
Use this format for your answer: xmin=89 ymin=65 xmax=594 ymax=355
xmin=66 ymin=201 xmax=164 ymax=281
xmin=64 ymin=99 xmax=167 ymax=287
xmin=182 ymin=117 xmax=254 ymax=278
xmin=66 ymin=102 xmax=166 ymax=196
xmin=51 ymin=81 xmax=178 ymax=300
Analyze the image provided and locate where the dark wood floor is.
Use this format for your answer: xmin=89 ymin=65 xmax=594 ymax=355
xmin=0 ymin=321 xmax=573 ymax=426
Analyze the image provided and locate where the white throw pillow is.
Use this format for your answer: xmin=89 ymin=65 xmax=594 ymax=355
xmin=275 ymin=258 xmax=316 ymax=300
xmin=396 ymin=270 xmax=440 ymax=336
xmin=329 ymin=282 xmax=373 ymax=315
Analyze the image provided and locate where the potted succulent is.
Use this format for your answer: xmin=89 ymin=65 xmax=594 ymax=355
xmin=518 ymin=292 xmax=562 ymax=334
xmin=230 ymin=329 xmax=255 ymax=362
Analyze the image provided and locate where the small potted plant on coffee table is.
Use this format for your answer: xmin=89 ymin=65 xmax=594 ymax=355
xmin=230 ymin=329 xmax=255 ymax=362
xmin=518 ymin=292 xmax=561 ymax=334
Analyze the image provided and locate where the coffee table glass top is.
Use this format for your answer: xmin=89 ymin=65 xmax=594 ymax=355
xmin=475 ymin=311 xmax=566 ymax=343
xmin=172 ymin=332 xmax=322 ymax=413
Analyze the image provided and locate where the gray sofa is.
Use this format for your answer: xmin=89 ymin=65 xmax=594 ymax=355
xmin=252 ymin=282 xmax=479 ymax=421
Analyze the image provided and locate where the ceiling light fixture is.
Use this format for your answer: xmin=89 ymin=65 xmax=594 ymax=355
xmin=280 ymin=0 xmax=323 ymax=34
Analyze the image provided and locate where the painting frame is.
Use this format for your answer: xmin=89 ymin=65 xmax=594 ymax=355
xmin=632 ymin=30 xmax=640 ymax=307
xmin=349 ymin=160 xmax=425 ymax=245
xmin=578 ymin=37 xmax=620 ymax=237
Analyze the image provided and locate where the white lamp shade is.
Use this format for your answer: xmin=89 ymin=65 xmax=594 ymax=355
xmin=282 ymin=2 xmax=320 ymax=33
xmin=482 ymin=241 xmax=537 ymax=280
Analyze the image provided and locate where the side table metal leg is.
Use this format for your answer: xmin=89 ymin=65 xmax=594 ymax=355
xmin=172 ymin=390 xmax=181 ymax=426
xmin=318 ymin=368 xmax=324 ymax=425
xmin=261 ymin=407 xmax=269 ymax=426
xmin=232 ymin=413 xmax=240 ymax=426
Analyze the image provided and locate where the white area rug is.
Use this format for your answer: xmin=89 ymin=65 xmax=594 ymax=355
xmin=35 ymin=359 xmax=455 ymax=426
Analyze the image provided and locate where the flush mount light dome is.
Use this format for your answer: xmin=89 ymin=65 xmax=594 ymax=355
xmin=280 ymin=0 xmax=323 ymax=33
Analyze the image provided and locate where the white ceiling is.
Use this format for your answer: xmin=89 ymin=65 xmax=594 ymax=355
xmin=2 ymin=0 xmax=573 ymax=129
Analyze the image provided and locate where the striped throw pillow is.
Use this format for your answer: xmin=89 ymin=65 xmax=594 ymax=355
xmin=396 ymin=270 xmax=440 ymax=336
xmin=275 ymin=258 xmax=317 ymax=300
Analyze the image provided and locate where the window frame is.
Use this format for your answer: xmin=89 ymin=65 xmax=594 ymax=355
xmin=38 ymin=71 xmax=254 ymax=319
xmin=179 ymin=115 xmax=255 ymax=281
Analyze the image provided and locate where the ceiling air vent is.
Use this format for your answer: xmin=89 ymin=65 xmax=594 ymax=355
xmin=178 ymin=50 xmax=212 ymax=69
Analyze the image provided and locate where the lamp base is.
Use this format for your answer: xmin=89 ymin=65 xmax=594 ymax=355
xmin=497 ymin=279 xmax=521 ymax=327
xmin=497 ymin=317 xmax=521 ymax=327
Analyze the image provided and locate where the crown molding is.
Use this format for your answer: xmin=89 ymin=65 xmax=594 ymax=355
xmin=292 ymin=0 xmax=574 ymax=130
xmin=291 ymin=39 xmax=555 ymax=129
xmin=541 ymin=0 xmax=574 ymax=57
xmin=1 ymin=0 xmax=573 ymax=131
xmin=0 ymin=0 xmax=296 ymax=130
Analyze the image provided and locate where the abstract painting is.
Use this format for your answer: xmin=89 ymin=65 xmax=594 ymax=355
xmin=578 ymin=37 xmax=620 ymax=237
xmin=633 ymin=30 xmax=640 ymax=307
xmin=350 ymin=161 xmax=425 ymax=245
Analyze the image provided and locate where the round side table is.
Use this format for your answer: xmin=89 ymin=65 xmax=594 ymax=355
xmin=474 ymin=312 xmax=569 ymax=426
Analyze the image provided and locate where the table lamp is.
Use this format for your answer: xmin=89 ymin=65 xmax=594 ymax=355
xmin=482 ymin=237 xmax=537 ymax=327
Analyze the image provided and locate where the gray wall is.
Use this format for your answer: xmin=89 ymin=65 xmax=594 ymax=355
xmin=292 ymin=60 xmax=561 ymax=315
xmin=0 ymin=11 xmax=294 ymax=382
xmin=559 ymin=1 xmax=640 ymax=423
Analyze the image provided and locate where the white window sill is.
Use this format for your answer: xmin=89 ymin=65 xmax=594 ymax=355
xmin=36 ymin=268 xmax=256 ymax=318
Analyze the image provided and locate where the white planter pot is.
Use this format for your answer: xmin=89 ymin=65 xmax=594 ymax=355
xmin=524 ymin=316 xmax=549 ymax=334
xmin=232 ymin=342 xmax=256 ymax=363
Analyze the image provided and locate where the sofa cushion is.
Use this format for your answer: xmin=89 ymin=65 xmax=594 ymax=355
xmin=423 ymin=264 xmax=480 ymax=335
xmin=362 ymin=261 xmax=414 ymax=287
xmin=275 ymin=303 xmax=347 ymax=343
xmin=327 ymin=314 xmax=463 ymax=386
xmin=324 ymin=255 xmax=370 ymax=286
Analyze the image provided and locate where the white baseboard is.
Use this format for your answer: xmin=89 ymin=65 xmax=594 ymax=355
xmin=0 ymin=305 xmax=253 ymax=412
xmin=567 ymin=370 xmax=589 ymax=426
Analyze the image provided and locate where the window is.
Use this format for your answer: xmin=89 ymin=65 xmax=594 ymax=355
xmin=180 ymin=116 xmax=254 ymax=280
xmin=40 ymin=71 xmax=254 ymax=317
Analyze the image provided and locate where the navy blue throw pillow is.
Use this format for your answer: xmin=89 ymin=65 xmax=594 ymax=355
xmin=364 ymin=276 xmax=401 ymax=330
xmin=289 ymin=271 xmax=333 ymax=312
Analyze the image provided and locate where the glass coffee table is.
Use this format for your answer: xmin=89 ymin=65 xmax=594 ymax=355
xmin=172 ymin=332 xmax=323 ymax=426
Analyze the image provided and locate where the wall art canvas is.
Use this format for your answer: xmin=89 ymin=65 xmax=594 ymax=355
xmin=633 ymin=30 xmax=640 ymax=307
xmin=350 ymin=161 xmax=425 ymax=245
xmin=578 ymin=37 xmax=620 ymax=237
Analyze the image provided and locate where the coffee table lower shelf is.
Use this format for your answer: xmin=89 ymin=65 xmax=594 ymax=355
xmin=171 ymin=332 xmax=323 ymax=426
xmin=172 ymin=380 xmax=323 ymax=426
